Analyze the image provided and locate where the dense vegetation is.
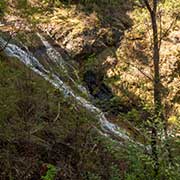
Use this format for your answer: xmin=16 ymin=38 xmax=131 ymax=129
xmin=0 ymin=0 xmax=179 ymax=179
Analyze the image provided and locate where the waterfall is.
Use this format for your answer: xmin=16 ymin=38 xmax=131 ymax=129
xmin=37 ymin=33 xmax=89 ymax=95
xmin=0 ymin=36 xmax=137 ymax=145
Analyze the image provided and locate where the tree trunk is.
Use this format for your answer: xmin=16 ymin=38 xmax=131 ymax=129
xmin=150 ymin=5 xmax=161 ymax=175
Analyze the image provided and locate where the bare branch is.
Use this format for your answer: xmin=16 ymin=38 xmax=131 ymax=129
xmin=53 ymin=102 xmax=61 ymax=122
xmin=125 ymin=61 xmax=153 ymax=81
xmin=159 ymin=14 xmax=178 ymax=48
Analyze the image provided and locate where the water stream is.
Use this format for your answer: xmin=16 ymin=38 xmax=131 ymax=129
xmin=0 ymin=35 xmax=137 ymax=144
xmin=37 ymin=33 xmax=88 ymax=95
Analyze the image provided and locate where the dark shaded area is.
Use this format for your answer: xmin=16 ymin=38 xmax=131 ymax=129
xmin=83 ymin=70 xmax=113 ymax=100
xmin=83 ymin=70 xmax=134 ymax=115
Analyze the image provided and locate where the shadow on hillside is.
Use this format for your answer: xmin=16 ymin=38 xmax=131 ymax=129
xmin=63 ymin=0 xmax=133 ymax=30
xmin=61 ymin=1 xmax=134 ymax=60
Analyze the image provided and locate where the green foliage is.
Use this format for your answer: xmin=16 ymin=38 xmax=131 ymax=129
xmin=84 ymin=53 xmax=98 ymax=71
xmin=1 ymin=0 xmax=179 ymax=179
xmin=0 ymin=0 xmax=6 ymax=17
xmin=126 ymin=108 xmax=140 ymax=122
xmin=110 ymin=164 xmax=121 ymax=180
xmin=41 ymin=164 xmax=57 ymax=180
xmin=84 ymin=172 xmax=101 ymax=180
xmin=124 ymin=142 xmax=180 ymax=180
xmin=0 ymin=54 xmax=114 ymax=179
xmin=125 ymin=145 xmax=154 ymax=180
xmin=16 ymin=0 xmax=28 ymax=9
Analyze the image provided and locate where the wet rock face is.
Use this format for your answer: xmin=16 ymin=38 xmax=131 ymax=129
xmin=83 ymin=70 xmax=113 ymax=100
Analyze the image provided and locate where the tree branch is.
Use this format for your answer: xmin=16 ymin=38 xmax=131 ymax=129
xmin=153 ymin=0 xmax=158 ymax=13
xmin=142 ymin=0 xmax=152 ymax=13
xmin=125 ymin=61 xmax=153 ymax=81
xmin=159 ymin=14 xmax=178 ymax=48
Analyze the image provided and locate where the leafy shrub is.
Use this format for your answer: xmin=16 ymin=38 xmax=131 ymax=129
xmin=41 ymin=164 xmax=57 ymax=180
xmin=124 ymin=143 xmax=180 ymax=180
xmin=110 ymin=164 xmax=121 ymax=180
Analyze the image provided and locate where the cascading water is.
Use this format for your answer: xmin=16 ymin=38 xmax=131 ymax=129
xmin=0 ymin=35 xmax=137 ymax=144
xmin=37 ymin=33 xmax=89 ymax=95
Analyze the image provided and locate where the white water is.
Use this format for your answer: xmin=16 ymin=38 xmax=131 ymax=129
xmin=37 ymin=33 xmax=88 ymax=95
xmin=0 ymin=36 xmax=135 ymax=143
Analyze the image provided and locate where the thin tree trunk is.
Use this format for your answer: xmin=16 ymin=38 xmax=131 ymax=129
xmin=142 ymin=0 xmax=175 ymax=176
xmin=148 ymin=0 xmax=173 ymax=173
xmin=150 ymin=1 xmax=161 ymax=175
